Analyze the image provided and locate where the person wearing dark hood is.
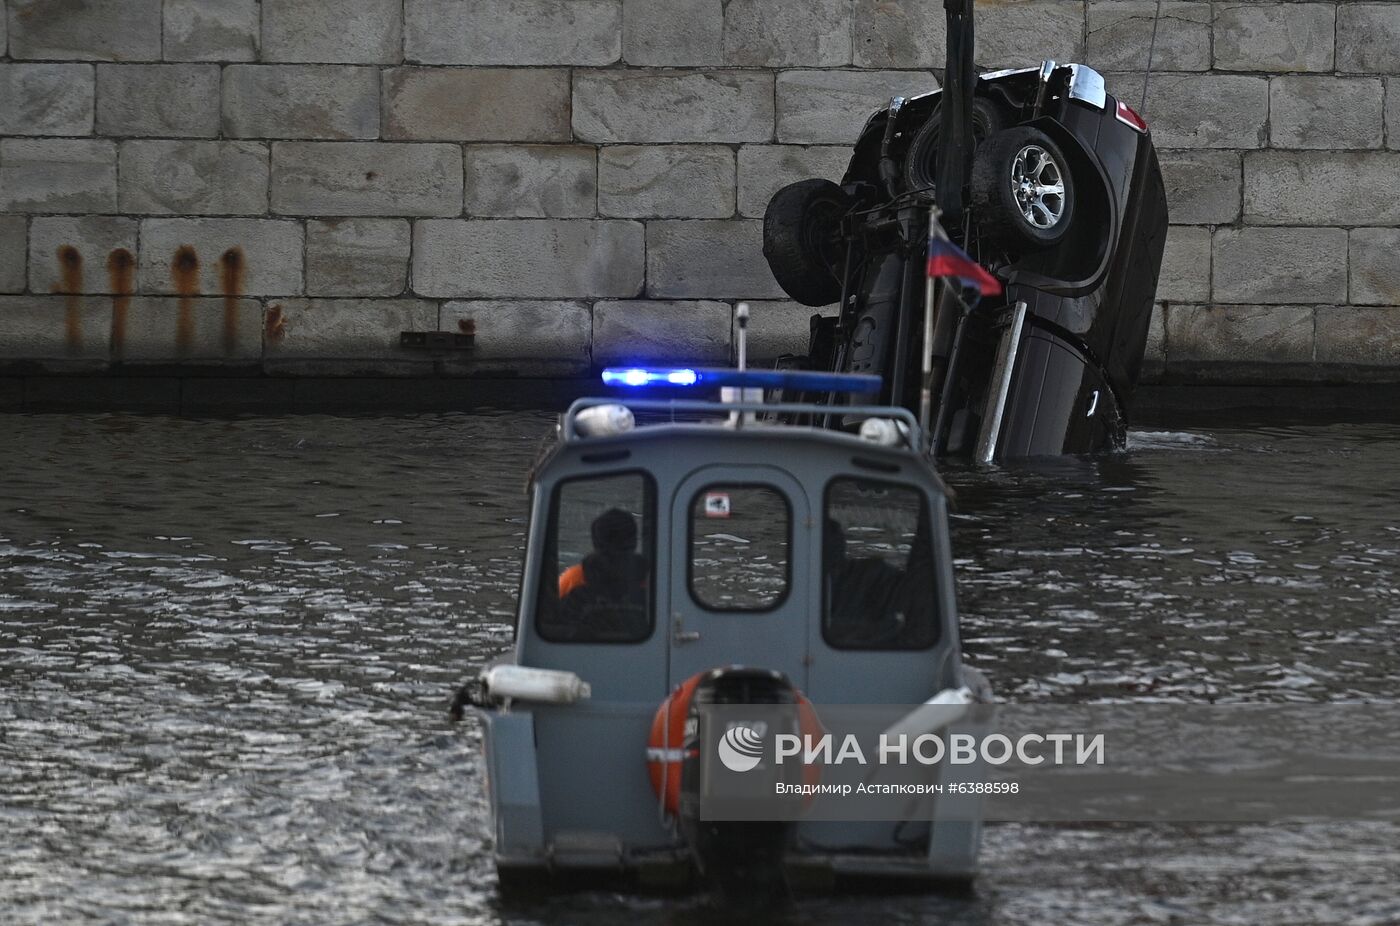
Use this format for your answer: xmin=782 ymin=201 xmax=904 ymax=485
xmin=823 ymin=517 xmax=907 ymax=647
xmin=556 ymin=508 xmax=648 ymax=635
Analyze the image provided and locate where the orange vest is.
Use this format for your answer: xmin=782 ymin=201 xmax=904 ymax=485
xmin=558 ymin=563 xmax=586 ymax=597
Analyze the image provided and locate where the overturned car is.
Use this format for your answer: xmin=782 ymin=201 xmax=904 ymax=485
xmin=764 ymin=11 xmax=1169 ymax=460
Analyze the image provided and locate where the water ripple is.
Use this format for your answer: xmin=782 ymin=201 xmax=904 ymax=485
xmin=2 ymin=415 xmax=1398 ymax=923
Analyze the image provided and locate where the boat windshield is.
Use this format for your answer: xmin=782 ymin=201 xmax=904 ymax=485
xmin=823 ymin=477 xmax=939 ymax=650
xmin=535 ymin=471 xmax=655 ymax=644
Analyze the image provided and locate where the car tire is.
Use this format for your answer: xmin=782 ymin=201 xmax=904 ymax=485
xmin=902 ymin=97 xmax=1008 ymax=194
xmin=763 ymin=178 xmax=850 ymax=307
xmin=970 ymin=126 xmax=1076 ymax=250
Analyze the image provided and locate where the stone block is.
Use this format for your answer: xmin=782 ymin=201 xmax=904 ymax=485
xmin=0 ymin=139 xmax=116 ymax=213
xmin=271 ymin=142 xmax=463 ymax=217
xmin=1120 ymin=73 xmax=1268 ymax=148
xmin=1155 ymin=149 xmax=1240 ymax=226
xmin=853 ymin=0 xmax=944 ymax=69
xmin=1338 ymin=4 xmax=1400 ymax=74
xmin=737 ymin=145 xmax=851 ymax=218
xmin=413 ymin=220 xmax=644 ymax=298
xmin=1166 ymin=304 xmax=1314 ymax=365
xmin=28 ymin=216 xmax=138 ymax=295
xmin=1349 ymin=229 xmax=1400 ymax=307
xmin=1244 ymin=151 xmax=1400 ymax=227
xmin=1214 ymin=3 xmax=1335 ymax=72
xmin=138 ymin=218 xmax=304 ymax=297
xmin=0 ymin=295 xmax=110 ymax=367
xmin=598 ymin=146 xmax=734 ymax=219
xmin=723 ymin=0 xmax=851 ymax=67
xmin=119 ymin=140 xmax=268 ymax=215
xmin=573 ymin=70 xmax=774 ymax=143
xmin=112 ymin=296 xmax=262 ymax=363
xmin=0 ymin=64 xmax=94 ymax=135
xmin=975 ymin=1 xmax=1084 ymax=69
xmin=593 ymin=299 xmax=731 ymax=365
xmin=623 ymin=0 xmax=722 ymax=66
xmin=744 ymin=300 xmax=828 ymax=361
xmin=1158 ymin=226 xmax=1211 ymax=304
xmin=646 ymin=220 xmax=784 ymax=299
xmin=223 ymin=66 xmax=379 ymax=140
xmin=776 ymin=69 xmax=938 ymax=145
xmin=262 ymin=0 xmax=401 ymax=64
xmin=163 ymin=0 xmax=259 ymax=61
xmin=306 ymin=219 xmax=411 ymax=297
xmin=405 ymin=0 xmax=621 ymax=65
xmin=440 ymin=300 xmax=592 ymax=372
xmin=1315 ymin=307 xmax=1400 ymax=366
xmin=96 ymin=64 xmax=221 ymax=137
xmin=264 ymin=298 xmax=439 ymax=374
xmin=7 ymin=0 xmax=161 ymax=61
xmin=464 ymin=145 xmax=597 ymax=218
xmin=1390 ymin=78 xmax=1400 ymax=150
xmin=1269 ymin=77 xmax=1383 ymax=150
xmin=1087 ymin=1 xmax=1211 ymax=72
xmin=384 ymin=68 xmax=571 ymax=142
xmin=0 ymin=216 xmax=27 ymax=293
xmin=1212 ymin=228 xmax=1347 ymax=305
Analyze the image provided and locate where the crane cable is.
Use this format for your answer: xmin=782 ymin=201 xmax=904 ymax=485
xmin=1141 ymin=0 xmax=1165 ymax=114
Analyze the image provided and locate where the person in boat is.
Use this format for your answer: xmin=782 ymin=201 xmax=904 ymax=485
xmin=824 ymin=518 xmax=918 ymax=647
xmin=553 ymin=507 xmax=649 ymax=639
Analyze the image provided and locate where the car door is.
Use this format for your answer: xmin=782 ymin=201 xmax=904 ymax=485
xmin=668 ymin=465 xmax=810 ymax=692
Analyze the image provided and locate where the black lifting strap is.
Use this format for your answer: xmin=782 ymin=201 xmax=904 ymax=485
xmin=937 ymin=0 xmax=977 ymax=220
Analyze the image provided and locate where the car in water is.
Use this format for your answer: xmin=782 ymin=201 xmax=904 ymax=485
xmin=763 ymin=58 xmax=1169 ymax=460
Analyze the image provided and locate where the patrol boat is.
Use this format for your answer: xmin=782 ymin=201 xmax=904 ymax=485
xmin=453 ymin=307 xmax=991 ymax=902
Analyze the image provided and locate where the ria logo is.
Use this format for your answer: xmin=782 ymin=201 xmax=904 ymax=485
xmin=717 ymin=723 xmax=765 ymax=772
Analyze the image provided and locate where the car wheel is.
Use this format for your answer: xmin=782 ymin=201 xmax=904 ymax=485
xmin=970 ymin=126 xmax=1076 ymax=250
xmin=763 ymin=178 xmax=850 ymax=307
xmin=902 ymin=97 xmax=1007 ymax=194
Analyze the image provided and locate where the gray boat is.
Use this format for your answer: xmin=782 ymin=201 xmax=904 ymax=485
xmin=453 ymin=309 xmax=991 ymax=901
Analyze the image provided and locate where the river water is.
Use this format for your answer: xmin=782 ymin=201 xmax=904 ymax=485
xmin=2 ymin=413 xmax=1398 ymax=925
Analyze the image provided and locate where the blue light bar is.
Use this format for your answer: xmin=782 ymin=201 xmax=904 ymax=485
xmin=602 ymin=367 xmax=882 ymax=394
xmin=602 ymin=367 xmax=699 ymax=387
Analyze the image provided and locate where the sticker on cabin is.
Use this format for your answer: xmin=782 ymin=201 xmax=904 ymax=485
xmin=703 ymin=493 xmax=731 ymax=518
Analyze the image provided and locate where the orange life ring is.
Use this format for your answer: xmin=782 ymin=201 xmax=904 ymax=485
xmin=646 ymin=671 xmax=823 ymax=818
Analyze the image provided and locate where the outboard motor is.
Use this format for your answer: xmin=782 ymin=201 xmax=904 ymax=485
xmin=677 ymin=667 xmax=804 ymax=908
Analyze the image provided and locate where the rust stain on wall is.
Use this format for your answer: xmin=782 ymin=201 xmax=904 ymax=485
xmin=458 ymin=318 xmax=476 ymax=336
xmin=54 ymin=246 xmax=84 ymax=355
xmin=220 ymin=247 xmax=245 ymax=355
xmin=172 ymin=246 xmax=201 ymax=354
xmin=265 ymin=303 xmax=287 ymax=344
xmin=107 ymin=248 xmax=135 ymax=359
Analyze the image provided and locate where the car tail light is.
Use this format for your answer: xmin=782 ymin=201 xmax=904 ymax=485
xmin=1115 ymin=100 xmax=1149 ymax=133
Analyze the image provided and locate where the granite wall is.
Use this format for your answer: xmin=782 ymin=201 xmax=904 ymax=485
xmin=1 ymin=0 xmax=1398 ymax=385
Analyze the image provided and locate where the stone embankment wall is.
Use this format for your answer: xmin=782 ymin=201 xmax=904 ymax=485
xmin=1 ymin=0 xmax=1398 ymax=387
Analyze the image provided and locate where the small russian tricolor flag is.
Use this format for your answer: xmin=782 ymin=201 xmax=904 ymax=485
xmin=927 ymin=235 xmax=1003 ymax=297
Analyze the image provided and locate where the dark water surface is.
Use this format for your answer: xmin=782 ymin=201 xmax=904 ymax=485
xmin=2 ymin=414 xmax=1398 ymax=925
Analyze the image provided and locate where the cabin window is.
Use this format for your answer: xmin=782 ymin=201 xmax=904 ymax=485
xmin=823 ymin=478 xmax=939 ymax=650
xmin=688 ymin=484 xmax=791 ymax=612
xmin=536 ymin=471 xmax=655 ymax=644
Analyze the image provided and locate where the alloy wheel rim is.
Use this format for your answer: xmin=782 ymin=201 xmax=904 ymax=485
xmin=1009 ymin=144 xmax=1066 ymax=229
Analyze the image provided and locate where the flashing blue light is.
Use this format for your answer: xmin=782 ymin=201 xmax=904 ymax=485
xmin=602 ymin=367 xmax=882 ymax=394
xmin=602 ymin=367 xmax=698 ymax=387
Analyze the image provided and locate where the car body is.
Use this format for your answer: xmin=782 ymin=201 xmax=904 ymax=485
xmin=765 ymin=62 xmax=1169 ymax=459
